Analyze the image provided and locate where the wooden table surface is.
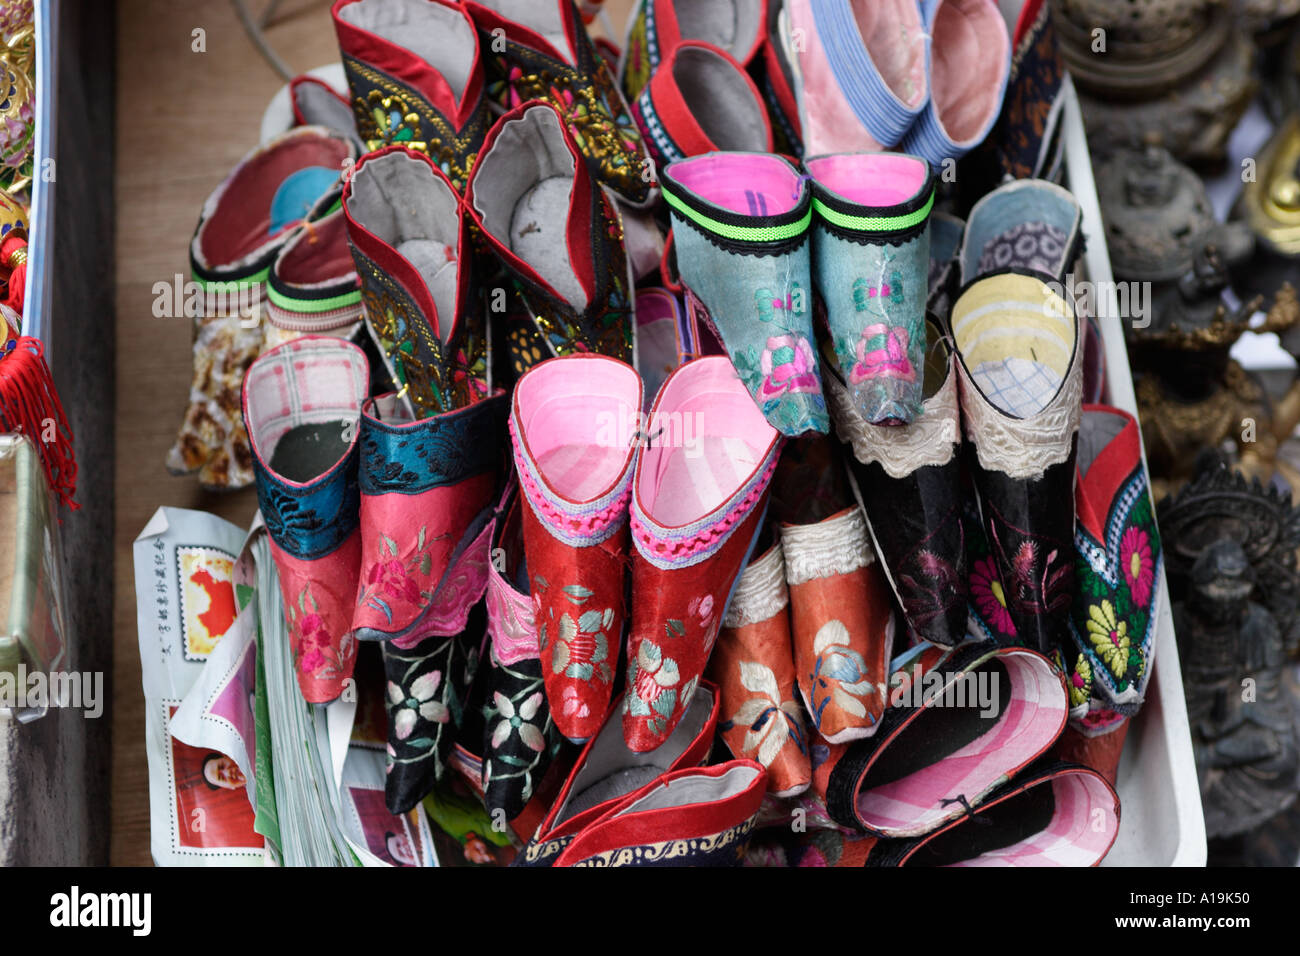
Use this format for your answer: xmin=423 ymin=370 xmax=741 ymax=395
xmin=111 ymin=0 xmax=635 ymax=866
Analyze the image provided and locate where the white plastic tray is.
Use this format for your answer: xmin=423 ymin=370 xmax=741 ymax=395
xmin=1061 ymin=78 xmax=1207 ymax=866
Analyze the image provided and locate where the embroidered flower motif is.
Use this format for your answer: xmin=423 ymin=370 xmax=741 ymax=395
xmin=560 ymin=685 xmax=590 ymax=720
xmin=551 ymin=608 xmax=614 ymax=684
xmin=1086 ymin=600 xmax=1129 ymax=678
xmin=625 ymin=640 xmax=680 ymax=728
xmin=490 ymin=691 xmax=547 ymax=753
xmin=298 ymin=612 xmax=330 ymax=673
xmin=1068 ymin=654 xmax=1092 ymax=709
xmin=389 ymin=673 xmax=450 ymax=741
xmin=758 ymin=335 xmax=820 ymax=402
xmin=971 ymin=556 xmax=1016 ymax=637
xmin=1121 ymin=526 xmax=1155 ymax=608
xmin=849 ymin=322 xmax=915 ymax=385
xmin=809 ymin=620 xmax=876 ymax=729
xmin=723 ymin=661 xmax=808 ymax=767
xmin=369 ymin=558 xmax=422 ymax=604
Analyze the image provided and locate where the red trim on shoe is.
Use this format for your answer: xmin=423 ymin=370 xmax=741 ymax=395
xmin=463 ymin=100 xmax=598 ymax=309
xmin=648 ymin=41 xmax=773 ymax=157
xmin=331 ymin=0 xmax=485 ymax=128
xmin=1074 ymin=404 xmax=1140 ymax=545
xmin=461 ymin=0 xmax=580 ymax=65
xmin=340 ymin=144 xmax=468 ymax=343
xmin=290 ymin=74 xmax=352 ymax=127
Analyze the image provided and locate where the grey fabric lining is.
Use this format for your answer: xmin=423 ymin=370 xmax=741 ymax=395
xmin=293 ymin=83 xmax=358 ymax=138
xmin=472 ymin=106 xmax=588 ymax=309
xmin=268 ymin=422 xmax=353 ymax=483
xmin=1078 ymin=409 xmax=1126 ymax=478
xmin=676 ymin=0 xmax=762 ymax=62
xmin=349 ymin=150 xmax=461 ymax=337
xmin=338 ymin=0 xmax=473 ymax=98
xmin=556 ymin=685 xmax=714 ymax=824
xmin=475 ymin=0 xmax=570 ymax=62
xmin=673 ymin=45 xmax=767 ymax=151
xmin=618 ymin=764 xmax=760 ymax=814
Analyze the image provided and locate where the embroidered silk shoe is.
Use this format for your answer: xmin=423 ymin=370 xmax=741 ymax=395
xmin=899 ymin=0 xmax=1011 ymax=167
xmin=709 ymin=537 xmax=812 ymax=797
xmin=619 ymin=0 xmax=767 ymax=102
xmin=622 ymin=356 xmax=783 ymax=752
xmin=630 ymin=41 xmax=773 ymax=171
xmin=510 ymin=353 xmax=643 ymax=743
xmin=462 ymin=0 xmax=652 ymax=207
xmin=351 ymin=387 xmax=509 ymax=642
xmin=342 ymin=144 xmax=487 ymax=419
xmin=481 ymin=481 xmax=563 ymax=821
xmin=951 ymin=272 xmax=1083 ymax=654
xmin=825 ymin=642 xmax=1069 ymax=837
xmin=827 ymin=324 xmax=970 ymax=647
xmin=168 ymin=126 xmax=357 ymax=490
xmin=332 ymin=0 xmax=488 ymax=191
xmin=466 ymin=102 xmax=635 ymax=369
xmin=1060 ymin=405 xmax=1162 ymax=727
xmin=553 ymin=759 xmax=768 ymax=866
xmin=660 ymin=151 xmax=828 ymax=436
xmin=263 ymin=205 xmax=365 ymax=351
xmin=787 ymin=0 xmax=928 ymax=156
xmin=780 ymin=504 xmax=894 ymax=743
xmin=864 ymin=759 xmax=1119 ymax=866
xmin=958 ymin=178 xmax=1082 ymax=285
xmin=805 ymin=151 xmax=934 ymax=425
xmin=516 ymin=681 xmax=719 ymax=866
xmin=243 ymin=336 xmax=369 ymax=703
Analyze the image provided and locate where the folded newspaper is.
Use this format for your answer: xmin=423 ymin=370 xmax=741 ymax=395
xmin=134 ymin=507 xmax=436 ymax=866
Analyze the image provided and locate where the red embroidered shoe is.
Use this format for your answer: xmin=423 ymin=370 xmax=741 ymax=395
xmin=510 ymin=353 xmax=643 ymax=743
xmin=516 ymin=681 xmax=719 ymax=866
xmin=780 ymin=504 xmax=895 ymax=743
xmin=709 ymin=537 xmax=812 ymax=797
xmin=332 ymin=0 xmax=489 ymax=192
xmin=553 ymin=759 xmax=768 ymax=866
xmin=342 ymin=144 xmax=487 ymax=418
xmin=864 ymin=759 xmax=1119 ymax=866
xmin=620 ymin=0 xmax=768 ymax=101
xmin=243 ymin=336 xmax=370 ymax=703
xmin=465 ymin=101 xmax=635 ymax=370
xmin=622 ymin=355 xmax=782 ymax=752
xmin=462 ymin=0 xmax=652 ymax=206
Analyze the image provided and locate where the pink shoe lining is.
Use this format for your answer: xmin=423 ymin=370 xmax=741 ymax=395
xmin=804 ymin=153 xmax=929 ymax=206
xmin=855 ymin=649 xmax=1067 ymax=835
xmin=668 ymin=153 xmax=802 ymax=216
xmin=930 ymin=0 xmax=1009 ymax=146
xmin=948 ymin=773 xmax=1117 ymax=866
xmin=632 ymin=356 xmax=780 ymax=568
xmin=850 ymin=0 xmax=927 ymax=108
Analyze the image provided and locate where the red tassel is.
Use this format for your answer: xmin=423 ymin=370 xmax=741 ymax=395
xmin=1 ymin=235 xmax=25 ymax=316
xmin=0 ymin=336 xmax=78 ymax=510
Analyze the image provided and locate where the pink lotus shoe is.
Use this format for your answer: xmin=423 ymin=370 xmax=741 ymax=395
xmin=788 ymin=0 xmax=928 ymax=156
xmin=510 ymin=353 xmax=643 ymax=743
xmin=243 ymin=336 xmax=370 ymax=703
xmin=622 ymin=356 xmax=782 ymax=752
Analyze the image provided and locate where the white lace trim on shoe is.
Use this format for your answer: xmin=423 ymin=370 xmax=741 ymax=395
xmin=723 ymin=545 xmax=789 ymax=628
xmin=826 ymin=360 xmax=961 ymax=478
xmin=779 ymin=507 xmax=875 ymax=586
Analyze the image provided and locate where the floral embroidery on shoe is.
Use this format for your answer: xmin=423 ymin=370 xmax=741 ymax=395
xmin=550 ymin=607 xmax=615 ymax=684
xmin=848 ymin=323 xmax=915 ymax=385
xmin=719 ymin=661 xmax=809 ymax=768
xmin=356 ymin=526 xmax=442 ymax=623
xmin=970 ymin=555 xmax=1017 ymax=638
xmin=286 ymin=584 xmax=355 ymax=683
xmin=625 ymin=640 xmax=681 ymax=735
xmin=759 ymin=335 xmax=821 ymax=405
xmin=1120 ymin=526 xmax=1155 ymax=609
xmin=1085 ymin=600 xmax=1130 ymax=679
xmin=808 ymin=620 xmax=876 ymax=729
xmin=389 ymin=673 xmax=451 ymax=741
xmin=490 ymin=690 xmax=546 ymax=752
xmin=1067 ymin=653 xmax=1092 ymax=709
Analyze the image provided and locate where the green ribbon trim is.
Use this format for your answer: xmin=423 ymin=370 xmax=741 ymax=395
xmin=266 ymin=284 xmax=362 ymax=314
xmin=195 ymin=266 xmax=270 ymax=294
xmin=812 ymin=190 xmax=935 ymax=233
xmin=662 ymin=187 xmax=811 ymax=243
